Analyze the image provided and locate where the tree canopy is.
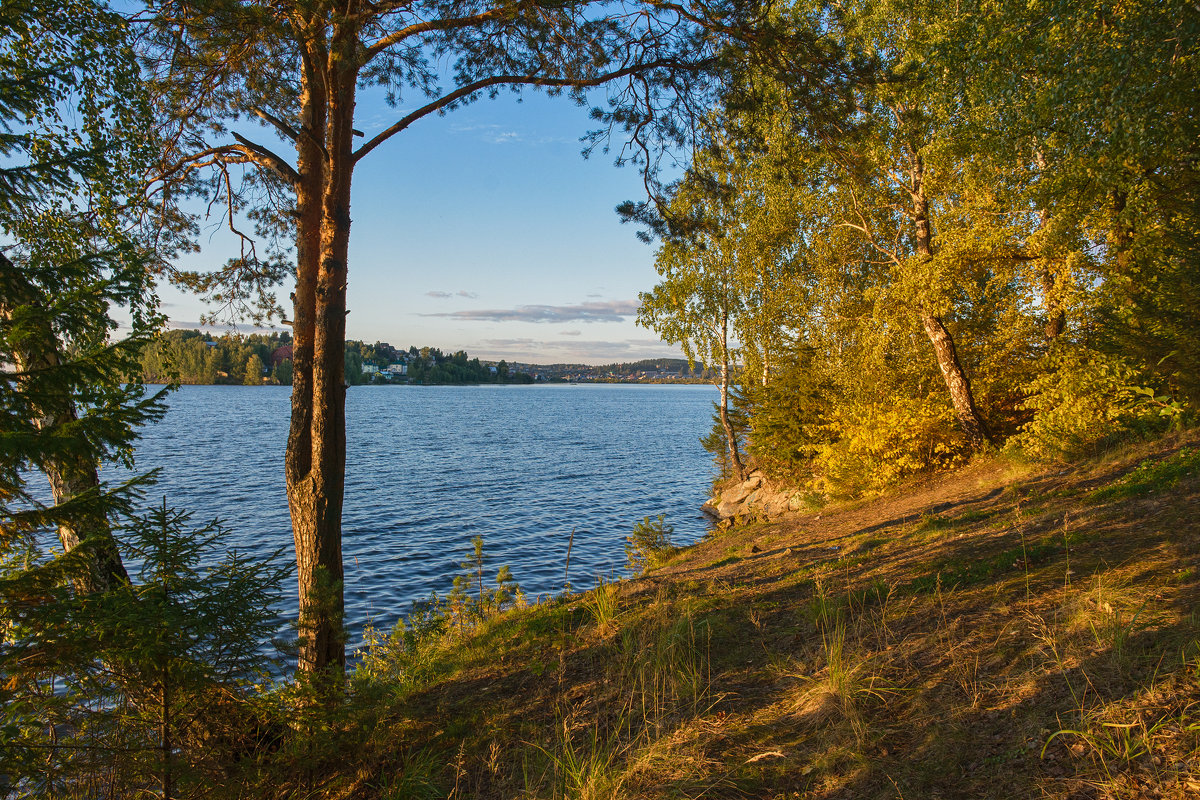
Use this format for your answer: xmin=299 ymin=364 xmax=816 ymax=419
xmin=638 ymin=0 xmax=1199 ymax=496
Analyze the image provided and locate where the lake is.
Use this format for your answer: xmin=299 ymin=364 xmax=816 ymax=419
xmin=113 ymin=383 xmax=718 ymax=649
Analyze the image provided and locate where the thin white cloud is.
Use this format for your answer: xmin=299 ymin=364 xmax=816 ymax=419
xmin=166 ymin=320 xmax=285 ymax=334
xmin=446 ymin=123 xmax=570 ymax=147
xmin=449 ymin=123 xmax=505 ymax=133
xmin=560 ymin=330 xmax=582 ymax=336
xmin=425 ymin=299 xmax=637 ymax=324
xmin=427 ymin=290 xmax=477 ymax=299
xmin=476 ymin=337 xmax=682 ymax=364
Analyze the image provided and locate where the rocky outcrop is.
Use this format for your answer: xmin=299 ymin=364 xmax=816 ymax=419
xmin=701 ymin=470 xmax=807 ymax=527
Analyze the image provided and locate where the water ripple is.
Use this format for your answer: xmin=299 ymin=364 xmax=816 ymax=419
xmin=119 ymin=383 xmax=716 ymax=648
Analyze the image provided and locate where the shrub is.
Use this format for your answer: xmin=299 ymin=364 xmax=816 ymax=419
xmin=447 ymin=535 xmax=522 ymax=628
xmin=625 ymin=515 xmax=675 ymax=575
xmin=0 ymin=503 xmax=287 ymax=799
xmin=811 ymin=393 xmax=965 ymax=498
xmin=1012 ymin=348 xmax=1175 ymax=461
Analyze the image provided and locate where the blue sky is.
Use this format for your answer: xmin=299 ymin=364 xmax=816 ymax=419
xmin=164 ymin=86 xmax=687 ymax=365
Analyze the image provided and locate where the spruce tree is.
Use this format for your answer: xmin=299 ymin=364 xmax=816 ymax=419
xmin=0 ymin=0 xmax=166 ymax=790
xmin=0 ymin=0 xmax=165 ymax=589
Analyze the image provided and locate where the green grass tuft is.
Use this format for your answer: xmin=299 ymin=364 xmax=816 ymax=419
xmin=1092 ymin=447 xmax=1200 ymax=500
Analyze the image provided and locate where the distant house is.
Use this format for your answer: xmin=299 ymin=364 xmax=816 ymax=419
xmin=362 ymin=361 xmax=377 ymax=374
xmin=385 ymin=363 xmax=407 ymax=376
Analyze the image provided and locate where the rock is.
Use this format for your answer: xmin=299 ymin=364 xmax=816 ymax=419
xmin=763 ymin=501 xmax=785 ymax=517
xmin=724 ymin=483 xmax=754 ymax=505
xmin=761 ymin=490 xmax=790 ymax=517
xmin=716 ymin=499 xmax=741 ymax=518
xmin=703 ymin=474 xmax=808 ymax=526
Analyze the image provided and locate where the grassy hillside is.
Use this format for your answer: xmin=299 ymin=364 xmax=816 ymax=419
xmin=267 ymin=433 xmax=1200 ymax=799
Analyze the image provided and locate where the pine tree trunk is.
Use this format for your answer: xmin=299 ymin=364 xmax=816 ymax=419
xmin=284 ymin=32 xmax=351 ymax=681
xmin=0 ymin=260 xmax=129 ymax=593
xmin=906 ymin=145 xmax=993 ymax=450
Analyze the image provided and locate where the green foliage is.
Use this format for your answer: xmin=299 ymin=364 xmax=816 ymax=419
xmin=141 ymin=329 xmax=291 ymax=385
xmin=143 ymin=335 xmax=536 ymax=387
xmin=355 ymin=537 xmax=522 ymax=694
xmin=632 ymin=0 xmax=1199 ymax=497
xmin=272 ymin=357 xmax=293 ymax=386
xmin=243 ymin=353 xmax=265 ymax=385
xmin=812 ymin=393 xmax=966 ymax=498
xmin=448 ymin=535 xmax=523 ymax=626
xmin=625 ymin=515 xmax=676 ymax=575
xmin=0 ymin=0 xmax=166 ymax=534
xmin=0 ymin=503 xmax=287 ymax=798
xmin=0 ymin=6 xmax=292 ymax=796
xmin=354 ymin=597 xmax=451 ymax=696
xmin=699 ymin=390 xmax=750 ymax=480
xmin=1092 ymin=448 xmax=1200 ymax=501
xmin=404 ymin=346 xmax=533 ymax=385
xmin=743 ymin=347 xmax=832 ymax=484
xmin=1011 ymin=349 xmax=1172 ymax=461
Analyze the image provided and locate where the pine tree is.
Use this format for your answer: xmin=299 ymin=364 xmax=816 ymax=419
xmin=138 ymin=0 xmax=737 ymax=681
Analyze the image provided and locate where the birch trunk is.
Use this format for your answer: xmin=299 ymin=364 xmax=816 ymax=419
xmin=1033 ymin=152 xmax=1065 ymax=339
xmin=906 ymin=145 xmax=992 ymax=450
xmin=717 ymin=309 xmax=747 ymax=481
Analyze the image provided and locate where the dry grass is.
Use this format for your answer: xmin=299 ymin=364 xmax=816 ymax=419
xmin=280 ymin=431 xmax=1200 ymax=799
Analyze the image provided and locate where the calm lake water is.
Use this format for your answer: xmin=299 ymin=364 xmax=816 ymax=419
xmin=112 ymin=383 xmax=717 ymax=648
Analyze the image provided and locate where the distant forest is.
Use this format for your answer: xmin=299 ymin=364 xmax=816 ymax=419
xmin=138 ymin=330 xmax=536 ymax=386
xmin=138 ymin=331 xmax=715 ymax=386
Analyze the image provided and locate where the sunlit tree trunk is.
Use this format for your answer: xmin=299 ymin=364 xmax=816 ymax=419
xmin=284 ymin=23 xmax=350 ymax=681
xmin=907 ymin=145 xmax=992 ymax=450
xmin=717 ymin=307 xmax=747 ymax=481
